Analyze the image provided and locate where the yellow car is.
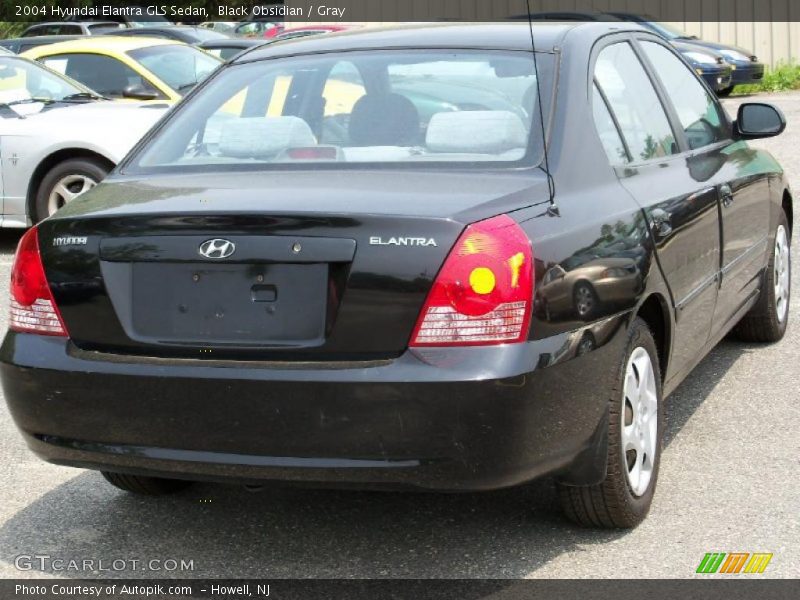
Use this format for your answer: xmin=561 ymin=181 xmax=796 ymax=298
xmin=22 ymin=37 xmax=221 ymax=103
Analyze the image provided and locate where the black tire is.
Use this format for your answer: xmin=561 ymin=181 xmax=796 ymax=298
xmin=556 ymin=318 xmax=664 ymax=528
xmin=733 ymin=210 xmax=791 ymax=342
xmin=34 ymin=158 xmax=110 ymax=222
xmin=716 ymin=86 xmax=734 ymax=98
xmin=573 ymin=281 xmax=598 ymax=320
xmin=101 ymin=471 xmax=193 ymax=496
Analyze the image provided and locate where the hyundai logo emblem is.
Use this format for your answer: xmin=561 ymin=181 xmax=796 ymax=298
xmin=198 ymin=238 xmax=236 ymax=259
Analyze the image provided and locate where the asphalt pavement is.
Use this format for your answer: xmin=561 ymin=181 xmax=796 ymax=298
xmin=0 ymin=93 xmax=798 ymax=580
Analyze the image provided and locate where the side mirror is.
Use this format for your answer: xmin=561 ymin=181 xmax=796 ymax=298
xmin=735 ymin=103 xmax=786 ymax=139
xmin=122 ymin=84 xmax=159 ymax=101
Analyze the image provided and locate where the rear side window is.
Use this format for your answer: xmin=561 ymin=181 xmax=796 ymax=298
xmin=594 ymin=42 xmax=677 ymax=163
xmin=57 ymin=25 xmax=82 ymax=35
xmin=592 ymin=84 xmax=628 ymax=165
xmin=640 ymin=41 xmax=729 ymax=150
xmin=23 ymin=25 xmax=50 ymax=37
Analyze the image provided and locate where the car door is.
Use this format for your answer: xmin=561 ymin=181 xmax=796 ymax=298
xmin=636 ymin=39 xmax=771 ymax=338
xmin=592 ymin=38 xmax=724 ymax=377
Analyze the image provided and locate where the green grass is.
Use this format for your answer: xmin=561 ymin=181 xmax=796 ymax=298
xmin=733 ymin=62 xmax=800 ymax=95
xmin=0 ymin=22 xmax=27 ymax=39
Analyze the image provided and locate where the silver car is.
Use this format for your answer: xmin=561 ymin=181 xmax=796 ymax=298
xmin=0 ymin=55 xmax=167 ymax=227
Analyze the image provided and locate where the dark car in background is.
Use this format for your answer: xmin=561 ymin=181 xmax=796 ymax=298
xmin=0 ymin=35 xmax=81 ymax=55
xmin=196 ymin=38 xmax=266 ymax=61
xmin=22 ymin=21 xmax=123 ymax=37
xmin=106 ymin=26 xmax=231 ymax=45
xmin=65 ymin=8 xmax=170 ymax=29
xmin=670 ymin=40 xmax=732 ymax=92
xmin=528 ymin=12 xmax=736 ymax=93
xmin=1 ymin=23 xmax=791 ymax=530
xmin=233 ymin=20 xmax=284 ymax=39
xmin=609 ymin=15 xmax=765 ymax=95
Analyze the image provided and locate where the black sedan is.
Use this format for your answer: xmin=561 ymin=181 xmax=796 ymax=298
xmin=1 ymin=23 xmax=792 ymax=529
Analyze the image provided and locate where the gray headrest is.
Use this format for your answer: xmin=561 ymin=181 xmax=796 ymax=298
xmin=219 ymin=117 xmax=317 ymax=158
xmin=426 ymin=111 xmax=528 ymax=154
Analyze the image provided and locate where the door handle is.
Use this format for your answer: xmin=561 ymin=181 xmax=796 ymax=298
xmin=720 ymin=183 xmax=734 ymax=207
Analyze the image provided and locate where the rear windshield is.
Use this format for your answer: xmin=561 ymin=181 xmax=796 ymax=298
xmin=127 ymin=49 xmax=552 ymax=173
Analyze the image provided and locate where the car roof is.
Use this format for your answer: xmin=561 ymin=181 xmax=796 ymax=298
xmin=236 ymin=22 xmax=640 ymax=62
xmin=0 ymin=35 xmax=81 ymax=46
xmin=21 ymin=36 xmax=182 ymax=55
xmin=116 ymin=25 xmax=204 ymax=33
xmin=24 ymin=21 xmax=116 ymax=29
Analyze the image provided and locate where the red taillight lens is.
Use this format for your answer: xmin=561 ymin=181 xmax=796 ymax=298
xmin=9 ymin=226 xmax=67 ymax=337
xmin=410 ymin=214 xmax=533 ymax=347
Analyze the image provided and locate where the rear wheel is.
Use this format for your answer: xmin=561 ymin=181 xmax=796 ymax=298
xmin=573 ymin=282 xmax=598 ymax=320
xmin=557 ymin=318 xmax=663 ymax=528
xmin=34 ymin=158 xmax=109 ymax=222
xmin=734 ymin=211 xmax=791 ymax=342
xmin=101 ymin=471 xmax=193 ymax=496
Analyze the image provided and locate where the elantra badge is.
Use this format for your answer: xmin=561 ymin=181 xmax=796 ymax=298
xmin=199 ymin=238 xmax=236 ymax=259
xmin=369 ymin=237 xmax=437 ymax=247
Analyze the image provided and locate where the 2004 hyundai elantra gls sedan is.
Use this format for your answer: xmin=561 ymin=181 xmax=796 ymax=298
xmin=1 ymin=23 xmax=792 ymax=528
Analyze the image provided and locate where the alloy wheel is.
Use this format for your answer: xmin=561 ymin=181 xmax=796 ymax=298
xmin=47 ymin=174 xmax=97 ymax=217
xmin=621 ymin=347 xmax=658 ymax=497
xmin=774 ymin=224 xmax=790 ymax=324
xmin=575 ymin=285 xmax=595 ymax=317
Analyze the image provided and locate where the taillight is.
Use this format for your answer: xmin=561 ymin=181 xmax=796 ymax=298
xmin=410 ymin=214 xmax=533 ymax=347
xmin=9 ymin=226 xmax=67 ymax=337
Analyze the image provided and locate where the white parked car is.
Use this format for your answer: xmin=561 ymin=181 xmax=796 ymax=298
xmin=0 ymin=54 xmax=167 ymax=226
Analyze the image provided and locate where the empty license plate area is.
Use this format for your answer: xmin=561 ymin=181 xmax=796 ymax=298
xmin=130 ymin=262 xmax=328 ymax=346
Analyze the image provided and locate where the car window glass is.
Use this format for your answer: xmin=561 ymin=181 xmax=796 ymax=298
xmin=88 ymin=23 xmax=121 ymax=33
xmin=594 ymin=42 xmax=677 ymax=162
xmin=219 ymin=48 xmax=244 ymax=61
xmin=387 ymin=58 xmax=535 ymax=134
xmin=41 ymin=53 xmax=159 ymax=98
xmin=127 ymin=45 xmax=220 ymax=93
xmin=23 ymin=26 xmax=46 ymax=37
xmin=641 ymin=41 xmax=729 ymax=150
xmin=0 ymin=57 xmax=84 ymax=111
xmin=132 ymin=50 xmax=547 ymax=169
xmin=235 ymin=23 xmax=263 ymax=37
xmin=592 ymin=83 xmax=628 ymax=165
xmin=58 ymin=25 xmax=82 ymax=35
xmin=319 ymin=61 xmax=366 ymax=144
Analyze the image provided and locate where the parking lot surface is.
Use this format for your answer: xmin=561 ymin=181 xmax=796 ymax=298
xmin=0 ymin=93 xmax=798 ymax=580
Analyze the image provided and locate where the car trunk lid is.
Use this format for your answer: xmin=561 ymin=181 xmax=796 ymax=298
xmin=39 ymin=169 xmax=549 ymax=359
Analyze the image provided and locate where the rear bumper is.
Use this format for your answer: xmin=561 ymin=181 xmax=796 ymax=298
xmin=1 ymin=321 xmax=627 ymax=490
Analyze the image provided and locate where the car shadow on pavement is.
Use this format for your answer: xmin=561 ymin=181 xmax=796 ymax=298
xmin=0 ymin=339 xmax=758 ymax=579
